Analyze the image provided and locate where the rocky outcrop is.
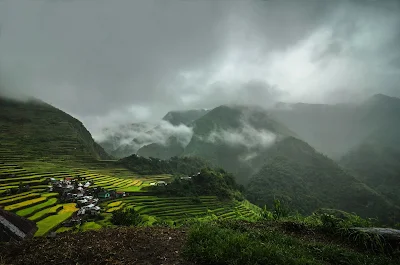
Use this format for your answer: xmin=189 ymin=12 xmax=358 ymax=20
xmin=0 ymin=208 xmax=37 ymax=242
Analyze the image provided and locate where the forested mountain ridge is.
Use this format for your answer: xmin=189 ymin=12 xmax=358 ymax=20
xmin=269 ymin=94 xmax=400 ymax=159
xmin=182 ymin=105 xmax=297 ymax=183
xmin=246 ymin=137 xmax=400 ymax=223
xmin=0 ymin=96 xmax=110 ymax=161
xmin=162 ymin=109 xmax=209 ymax=126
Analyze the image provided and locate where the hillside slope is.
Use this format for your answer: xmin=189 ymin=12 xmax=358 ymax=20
xmin=182 ymin=105 xmax=296 ymax=183
xmin=137 ymin=136 xmax=184 ymax=160
xmin=0 ymin=97 xmax=110 ymax=162
xmin=340 ymin=125 xmax=400 ymax=205
xmin=162 ymin=109 xmax=209 ymax=126
xmin=246 ymin=137 xmax=399 ymax=223
xmin=270 ymin=94 xmax=400 ymax=159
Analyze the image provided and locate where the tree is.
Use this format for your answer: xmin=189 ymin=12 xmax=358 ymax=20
xmin=111 ymin=208 xmax=143 ymax=226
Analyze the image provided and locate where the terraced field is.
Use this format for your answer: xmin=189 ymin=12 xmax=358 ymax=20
xmin=103 ymin=196 xmax=260 ymax=223
xmin=0 ymin=162 xmax=170 ymax=195
xmin=0 ymin=162 xmax=172 ymax=236
xmin=1 ymin=161 xmax=260 ymax=235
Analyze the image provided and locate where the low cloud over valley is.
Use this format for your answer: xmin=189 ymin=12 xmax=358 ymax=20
xmin=0 ymin=0 xmax=399 ymax=137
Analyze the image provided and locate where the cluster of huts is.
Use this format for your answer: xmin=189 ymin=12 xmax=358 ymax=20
xmin=47 ymin=177 xmax=126 ymax=226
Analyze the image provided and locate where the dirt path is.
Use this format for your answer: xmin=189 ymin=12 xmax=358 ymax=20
xmin=0 ymin=227 xmax=194 ymax=265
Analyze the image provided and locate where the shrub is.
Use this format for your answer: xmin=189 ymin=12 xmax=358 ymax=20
xmin=272 ymin=199 xmax=289 ymax=220
xmin=183 ymin=222 xmax=397 ymax=265
xmin=190 ymin=196 xmax=202 ymax=204
xmin=111 ymin=208 xmax=143 ymax=226
xmin=260 ymin=205 xmax=273 ymax=220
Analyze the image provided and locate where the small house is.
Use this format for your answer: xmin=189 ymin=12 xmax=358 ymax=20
xmin=98 ymin=191 xmax=111 ymax=199
xmin=116 ymin=191 xmax=126 ymax=198
xmin=77 ymin=208 xmax=86 ymax=216
xmin=87 ymin=206 xmax=101 ymax=215
xmin=156 ymin=181 xmax=167 ymax=186
xmin=77 ymin=199 xmax=88 ymax=206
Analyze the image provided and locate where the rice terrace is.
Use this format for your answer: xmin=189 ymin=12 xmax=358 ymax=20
xmin=2 ymin=0 xmax=400 ymax=264
xmin=0 ymin=158 xmax=254 ymax=236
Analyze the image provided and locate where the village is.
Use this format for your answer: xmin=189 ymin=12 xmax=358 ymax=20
xmin=47 ymin=176 xmax=171 ymax=228
xmin=47 ymin=176 xmax=127 ymax=227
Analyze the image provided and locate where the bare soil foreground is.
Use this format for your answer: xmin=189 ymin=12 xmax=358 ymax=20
xmin=0 ymin=227 xmax=193 ymax=265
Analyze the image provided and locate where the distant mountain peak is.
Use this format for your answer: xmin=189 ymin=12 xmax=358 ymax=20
xmin=367 ymin=93 xmax=400 ymax=104
xmin=162 ymin=108 xmax=209 ymax=126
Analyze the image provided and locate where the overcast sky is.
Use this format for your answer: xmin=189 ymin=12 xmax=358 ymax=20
xmin=0 ymin=0 xmax=400 ymax=134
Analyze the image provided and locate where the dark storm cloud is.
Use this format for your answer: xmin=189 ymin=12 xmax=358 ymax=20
xmin=0 ymin=0 xmax=400 ymax=135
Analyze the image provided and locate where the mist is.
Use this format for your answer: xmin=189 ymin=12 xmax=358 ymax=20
xmin=99 ymin=120 xmax=193 ymax=154
xmin=0 ymin=0 xmax=399 ymax=137
xmin=206 ymin=122 xmax=277 ymax=150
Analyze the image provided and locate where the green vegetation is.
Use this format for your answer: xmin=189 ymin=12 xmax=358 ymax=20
xmin=34 ymin=203 xmax=78 ymax=236
xmin=28 ymin=204 xmax=63 ymax=221
xmin=111 ymin=208 xmax=144 ymax=226
xmin=182 ymin=105 xmax=297 ymax=184
xmin=4 ymin=197 xmax=47 ymax=211
xmin=119 ymin=155 xmax=209 ymax=175
xmin=183 ymin=221 xmax=399 ymax=265
xmin=103 ymin=196 xmax=259 ymax=224
xmin=79 ymin=222 xmax=102 ymax=231
xmin=340 ymin=131 xmax=400 ymax=215
xmin=16 ymin=198 xmax=57 ymax=217
xmin=0 ymin=97 xmax=110 ymax=163
xmin=246 ymin=137 xmax=399 ymax=224
xmin=151 ymin=167 xmax=243 ymax=200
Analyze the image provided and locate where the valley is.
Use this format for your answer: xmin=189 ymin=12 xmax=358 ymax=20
xmin=1 ymin=1 xmax=400 ymax=263
xmin=1 ymin=95 xmax=399 ymax=264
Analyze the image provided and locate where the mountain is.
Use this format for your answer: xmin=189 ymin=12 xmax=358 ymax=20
xmin=246 ymin=137 xmax=399 ymax=223
xmin=340 ymin=122 xmax=400 ymax=205
xmin=137 ymin=136 xmax=184 ymax=160
xmin=336 ymin=95 xmax=400 ymax=208
xmin=182 ymin=105 xmax=297 ymax=183
xmin=269 ymin=94 xmax=400 ymax=159
xmin=98 ymin=123 xmax=151 ymax=154
xmin=102 ymin=109 xmax=207 ymax=159
xmin=0 ymin=97 xmax=110 ymax=161
xmin=97 ymin=122 xmax=153 ymax=158
xmin=162 ymin=109 xmax=209 ymax=126
xmin=119 ymin=154 xmax=210 ymax=175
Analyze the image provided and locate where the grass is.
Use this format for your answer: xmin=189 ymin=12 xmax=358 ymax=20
xmin=4 ymin=197 xmax=46 ymax=211
xmin=59 ymin=203 xmax=78 ymax=213
xmin=41 ymin=192 xmax=59 ymax=198
xmin=102 ymin=197 xmax=259 ymax=225
xmin=106 ymin=203 xmax=126 ymax=213
xmin=28 ymin=204 xmax=63 ymax=221
xmin=183 ymin=222 xmax=399 ymax=265
xmin=0 ymin=193 xmax=41 ymax=206
xmin=79 ymin=222 xmax=102 ymax=231
xmin=34 ymin=203 xmax=78 ymax=236
xmin=120 ymin=186 xmax=142 ymax=192
xmin=55 ymin=227 xmax=74 ymax=233
xmin=108 ymin=201 xmax=123 ymax=207
xmin=16 ymin=198 xmax=58 ymax=217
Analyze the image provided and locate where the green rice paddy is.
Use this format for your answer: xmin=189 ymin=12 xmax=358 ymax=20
xmin=0 ymin=161 xmax=259 ymax=237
